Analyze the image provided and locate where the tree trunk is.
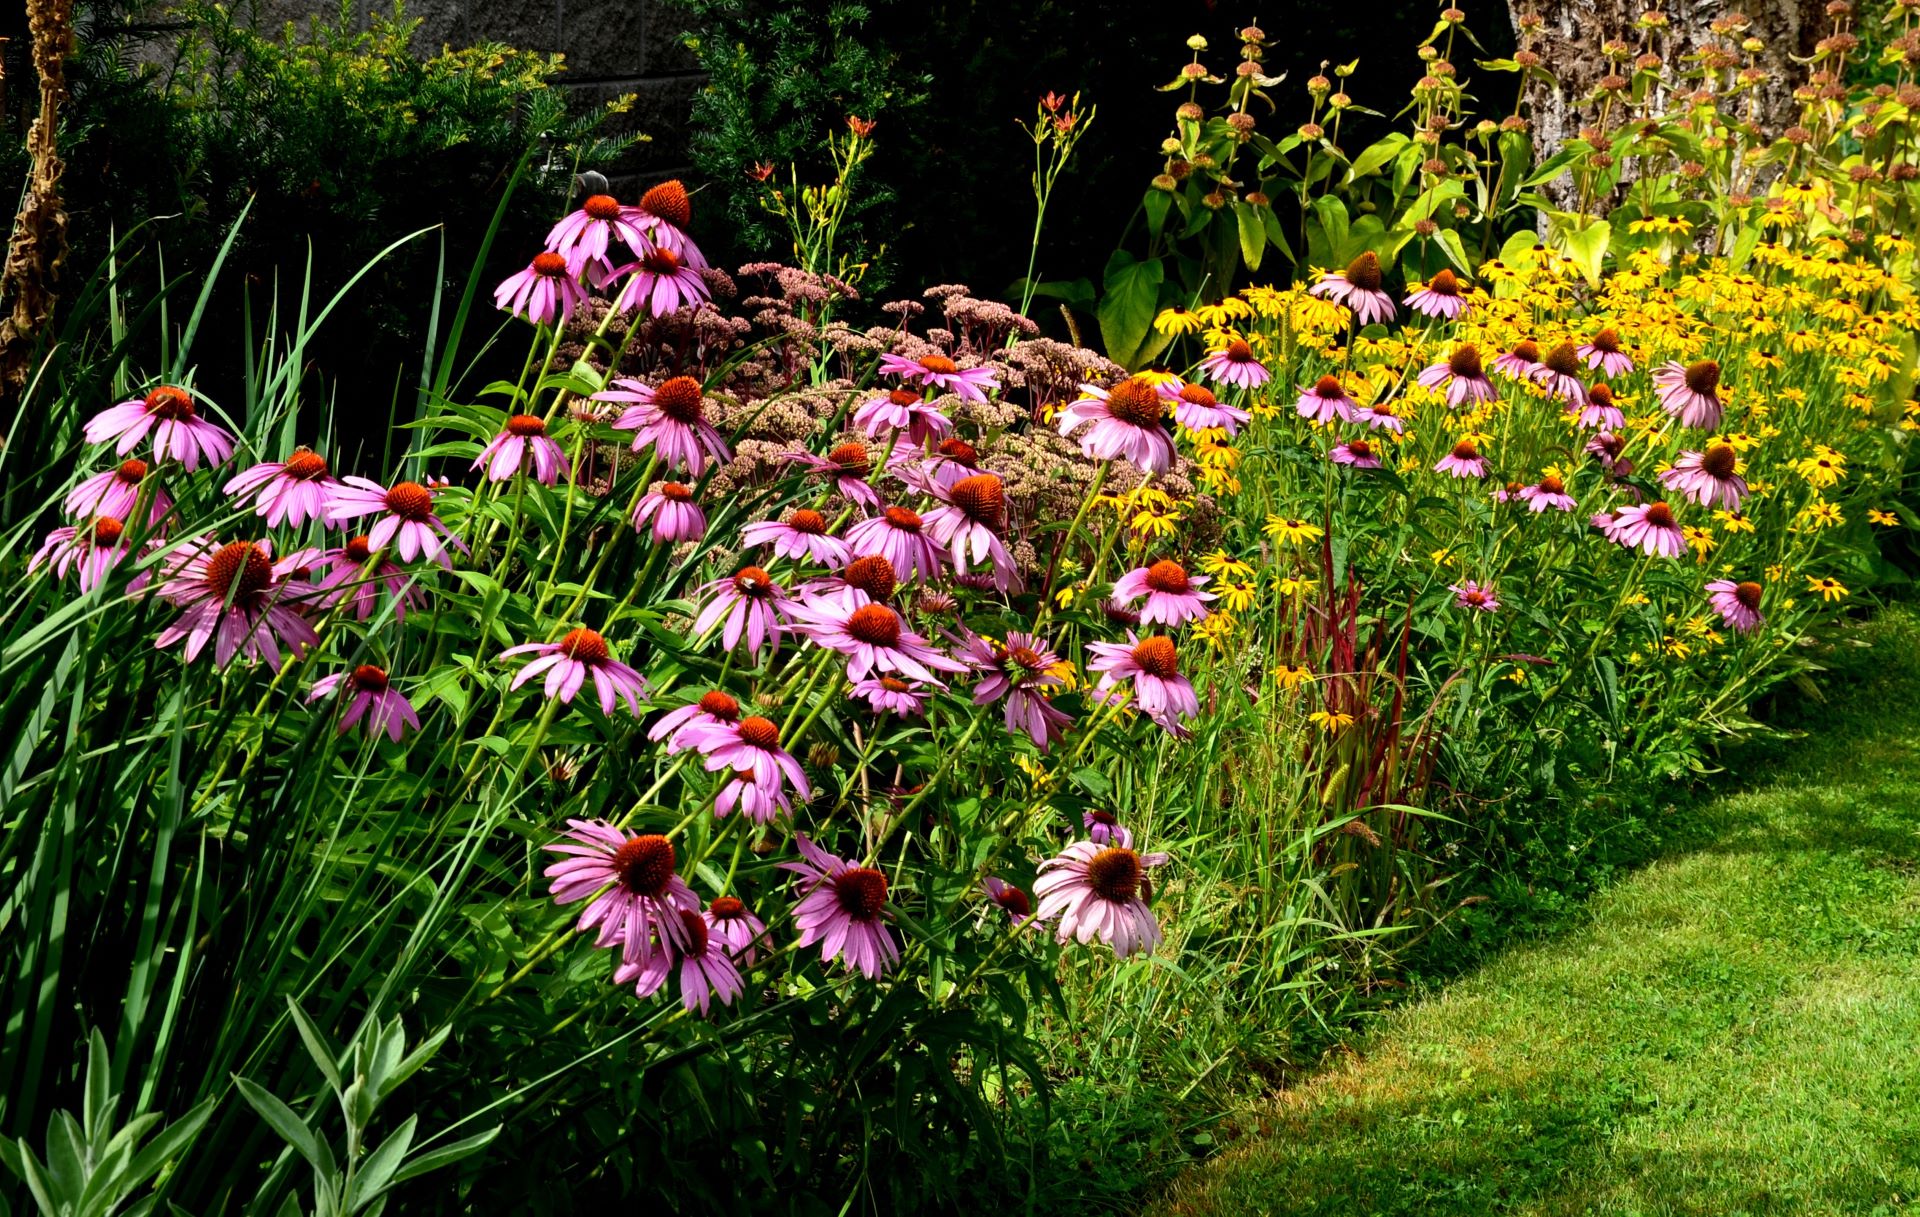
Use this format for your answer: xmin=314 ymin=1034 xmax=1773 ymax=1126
xmin=1510 ymin=0 xmax=1833 ymax=214
xmin=0 ymin=0 xmax=74 ymax=409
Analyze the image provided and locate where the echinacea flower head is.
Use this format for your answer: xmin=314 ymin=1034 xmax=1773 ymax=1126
xmin=476 ymin=415 xmax=570 ymax=485
xmin=1654 ymin=360 xmax=1725 ymax=430
xmin=982 ymin=875 xmax=1035 ymax=924
xmin=600 ymin=375 xmax=732 ymax=475
xmin=923 ymin=474 xmax=1022 ymax=592
xmin=1296 ymin=375 xmax=1358 ymax=423
xmin=853 ymin=387 xmax=954 ymax=445
xmin=853 ymin=675 xmax=930 ymax=717
xmin=1357 ymin=399 xmax=1406 ymax=434
xmin=1083 ymin=808 xmax=1134 ymax=847
xmin=324 ymin=477 xmax=464 ymax=569
xmin=223 ymin=447 xmax=342 ymax=526
xmin=1058 ymin=378 xmax=1177 ymax=474
xmin=1706 ymin=578 xmax=1764 ymax=632
xmin=1601 ymin=500 xmax=1687 ymax=557
xmin=542 ymin=822 xmax=699 ymax=965
xmin=892 ymin=436 xmax=982 ymax=496
xmin=1404 ymin=268 xmax=1470 ymax=320
xmin=545 ymin=192 xmax=654 ymax=281
xmin=1159 ymin=381 xmax=1250 ymax=435
xmin=613 ymin=907 xmax=744 ymax=1016
xmin=1492 ymin=339 xmax=1542 ymax=380
xmin=307 ymin=664 xmax=421 ymax=742
xmin=1085 ymin=632 xmax=1199 ymax=736
xmin=705 ymin=894 xmax=767 ymax=964
xmin=304 ymin=536 xmax=423 ymax=624
xmin=494 ymin=251 xmax=588 ymax=326
xmin=612 ymin=247 xmax=713 ymax=317
xmin=66 ymin=458 xmax=171 ymax=525
xmin=1329 ymin=438 xmax=1383 ymax=470
xmin=1308 ymin=251 xmax=1397 ymax=325
xmin=1034 ymin=841 xmax=1168 ymax=958
xmin=694 ymin=565 xmax=799 ymax=659
xmin=1530 ymin=342 xmax=1589 ymax=406
xmin=782 ymin=835 xmax=900 ymax=979
xmin=83 ymin=385 xmax=235 ymax=470
xmin=1450 ymin=580 xmax=1500 ymax=612
xmin=787 ymin=442 xmax=884 ymax=510
xmin=957 ymin=630 xmax=1073 ymax=749
xmin=633 ymin=481 xmax=707 ymax=543
xmin=1417 ymin=344 xmax=1498 ymax=407
xmin=696 ymin=714 xmax=812 ymax=802
xmin=499 ymin=628 xmax=651 ymax=715
xmin=1111 ymin=559 xmax=1216 ymax=628
xmin=1517 ymin=473 xmax=1576 ymax=512
xmin=631 ymin=179 xmax=709 ymax=268
xmin=1434 ymin=439 xmax=1489 ymax=479
xmin=648 ymin=688 xmax=742 ymax=753
xmin=1579 ymin=327 xmax=1634 ymax=377
xmin=877 ymin=352 xmax=1000 ymax=404
xmin=1661 ymin=443 xmax=1748 ymax=510
xmin=714 ymin=767 xmax=791 ymax=825
xmin=1576 ymin=382 xmax=1624 ymax=429
xmin=1197 ymin=338 xmax=1272 ymax=389
xmin=791 ymin=598 xmax=967 ymax=684
xmin=153 ymin=537 xmax=318 ymax=669
xmin=1585 ymin=430 xmax=1629 ymax=472
xmin=741 ymin=509 xmax=851 ymax=566
xmin=29 ymin=517 xmax=140 ymax=593
xmin=846 ymin=507 xmax=944 ymax=584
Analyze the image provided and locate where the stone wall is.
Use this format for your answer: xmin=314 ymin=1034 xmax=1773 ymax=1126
xmin=254 ymin=0 xmax=702 ymax=181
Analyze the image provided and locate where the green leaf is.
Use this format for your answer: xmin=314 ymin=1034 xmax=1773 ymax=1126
xmin=1313 ymin=196 xmax=1350 ymax=261
xmin=1234 ymin=202 xmax=1267 ymax=272
xmin=235 ymin=1077 xmax=332 ymax=1176
xmin=1434 ymin=228 xmax=1472 ymax=274
xmin=386 ymin=1127 xmax=500 ymax=1187
xmin=1143 ymin=188 xmax=1173 ymax=238
xmin=1562 ymin=218 xmax=1611 ymax=287
xmin=1348 ymin=133 xmax=1409 ymax=180
xmin=287 ymin=1000 xmax=343 ymax=1093
xmin=344 ymin=1117 xmax=415 ymax=1213
xmin=1095 ymin=251 xmax=1165 ymax=371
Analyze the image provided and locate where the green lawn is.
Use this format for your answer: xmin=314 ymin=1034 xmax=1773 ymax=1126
xmin=1150 ymin=610 xmax=1920 ymax=1217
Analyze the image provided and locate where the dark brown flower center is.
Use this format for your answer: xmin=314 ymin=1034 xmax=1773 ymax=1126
xmin=1225 ymin=339 xmax=1256 ymax=362
xmin=843 ymin=555 xmax=897 ymax=601
xmin=385 ymin=481 xmax=434 ymax=521
xmin=834 ymin=867 xmax=888 ymax=920
xmin=1447 ymin=345 xmax=1484 ymax=378
xmin=950 ymin=474 xmax=1005 ymax=525
xmin=1701 ymin=444 xmax=1738 ymax=478
xmin=144 ymin=386 xmax=195 ymax=420
xmin=352 ymin=664 xmax=389 ymax=692
xmin=583 ymin=193 xmax=623 ymax=220
xmin=1104 ymin=378 xmax=1167 ymax=429
xmin=1734 ymin=580 xmax=1763 ymax=609
xmin=1313 ymin=375 xmax=1346 ymax=398
xmin=1465 ymin=588 xmax=1489 ymax=605
xmin=788 ymin=509 xmax=828 ymax=535
xmin=639 ymin=179 xmax=692 ymax=228
xmin=531 ymin=252 xmax=570 ymax=277
xmin=344 ymin=536 xmax=374 ymax=562
xmin=677 ymin=908 xmax=711 ymax=957
xmin=559 ymin=628 xmax=610 ymax=664
xmin=609 ymin=834 xmax=675 ymax=897
xmin=1343 ymin=251 xmax=1384 ymax=292
xmin=1592 ymin=327 xmax=1622 ymax=353
xmin=698 ymin=690 xmax=741 ymax=720
xmin=919 ymin=354 xmax=959 ymax=375
xmin=89 ymin=516 xmax=124 ymax=545
xmin=992 ymin=883 xmax=1032 ymax=917
xmin=661 ymin=482 xmax=694 ymax=502
xmin=1425 ymin=268 xmax=1462 ymax=295
xmin=1542 ymin=342 xmax=1582 ymax=377
xmin=936 ymin=438 xmax=979 ymax=466
xmin=1450 ymin=440 xmax=1480 ymax=460
xmin=710 ymin=895 xmax=746 ymax=919
xmin=203 ymin=541 xmax=273 ymax=602
xmin=1346 ymin=439 xmax=1374 ymax=459
xmin=888 ymin=388 xmax=921 ymax=407
xmin=1645 ymin=502 xmax=1676 ymax=527
xmin=737 ymin=715 xmax=781 ymax=750
xmin=653 ymin=376 xmax=706 ymax=424
xmin=1089 ymin=809 xmax=1119 ymax=827
xmin=1684 ymin=360 xmax=1721 ymax=395
xmin=880 ymin=676 xmax=911 ymax=693
xmin=1594 ymin=434 xmax=1624 ymax=458
xmin=1131 ymin=635 xmax=1180 ymax=679
xmin=883 ymin=505 xmax=923 ymax=533
xmin=1538 ymin=475 xmax=1565 ymax=495
xmin=116 ymin=458 xmax=149 ymax=483
xmin=1588 ymin=383 xmax=1615 ymax=407
xmin=641 ymin=248 xmax=682 ymax=276
xmin=846 ymin=604 xmax=902 ymax=647
xmin=828 ymin=442 xmax=870 ymax=476
xmin=1511 ymin=339 xmax=1540 ymax=363
xmin=282 ymin=448 xmax=329 ymax=480
xmin=1007 ymin=644 xmax=1046 ymax=670
xmin=1144 ymin=560 xmax=1191 ymax=594
xmin=1179 ymin=383 xmax=1218 ymax=407
xmin=1086 ymin=847 xmax=1144 ymax=902
xmin=732 ymin=565 xmax=774 ymax=598
xmin=506 ymin=414 xmax=547 ymax=437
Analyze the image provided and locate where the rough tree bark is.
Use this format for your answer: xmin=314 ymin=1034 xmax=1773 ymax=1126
xmin=0 ymin=0 xmax=75 ymax=409
xmin=1509 ymin=0 xmax=1833 ymax=212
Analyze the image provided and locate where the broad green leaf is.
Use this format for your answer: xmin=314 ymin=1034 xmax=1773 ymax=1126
xmin=1095 ymin=252 xmax=1165 ymax=370
xmin=1234 ymin=202 xmax=1267 ymax=272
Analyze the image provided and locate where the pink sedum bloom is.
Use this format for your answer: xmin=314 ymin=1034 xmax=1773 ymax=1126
xmin=494 ymin=251 xmax=588 ymax=326
xmin=66 ymin=458 xmax=171 ymax=525
xmin=1111 ymin=559 xmax=1215 ymax=628
xmin=782 ymin=835 xmax=900 ymax=979
xmin=1034 ymin=841 xmax=1169 ymax=958
xmin=1197 ymin=338 xmax=1272 ymax=390
xmin=324 ymin=477 xmax=465 ymax=570
xmin=1706 ymin=578 xmax=1765 ymax=633
xmin=1057 ymin=378 xmax=1176 ymax=474
xmin=542 ymin=822 xmax=699 ymax=965
xmin=223 ymin=448 xmax=342 ymax=526
xmin=599 ymin=375 xmax=732 ymax=475
xmin=307 ymin=664 xmax=420 ymax=742
xmin=1085 ymin=632 xmax=1199 ymax=737
xmin=499 ymin=628 xmax=651 ymax=715
xmin=878 ymin=351 xmax=1000 ymax=404
xmin=694 ymin=565 xmax=800 ymax=659
xmin=633 ymin=481 xmax=707 ymax=543
xmin=84 ymin=385 xmax=234 ymax=470
xmin=153 ymin=537 xmax=318 ymax=669
xmin=476 ymin=415 xmax=569 ymax=484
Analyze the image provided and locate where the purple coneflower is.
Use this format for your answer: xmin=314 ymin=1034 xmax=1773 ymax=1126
xmin=793 ymin=598 xmax=966 ymax=684
xmin=706 ymin=895 xmax=767 ymax=964
xmin=1034 ymin=841 xmax=1168 ymax=958
xmin=308 ymin=664 xmax=420 ymax=741
xmin=1585 ymin=430 xmax=1629 ymax=473
xmin=1084 ymin=809 xmax=1134 ymax=848
xmin=892 ymin=436 xmax=983 ymax=496
xmin=612 ymin=247 xmax=713 ymax=317
xmin=1159 ymin=381 xmax=1250 ymax=435
xmin=1517 ymin=473 xmax=1577 ymax=513
xmin=1404 ymin=268 xmax=1470 ymax=321
xmin=631 ymin=180 xmax=709 ymax=269
xmin=1491 ymin=339 xmax=1542 ymax=380
xmin=1198 ymin=338 xmax=1272 ymax=389
xmin=878 ymin=351 xmax=1000 ymax=404
xmin=648 ymin=689 xmax=742 ymax=753
xmin=787 ymin=441 xmax=884 ymax=511
xmin=613 ymin=908 xmax=744 ymax=1016
xmin=742 ymin=509 xmax=851 ymax=566
xmin=84 ymin=385 xmax=234 ymax=470
xmin=783 ymin=836 xmax=899 ymax=979
xmin=1308 ymin=251 xmax=1396 ymax=325
xmin=1601 ymin=501 xmax=1686 ymax=557
xmin=476 ymin=415 xmax=569 ymax=484
xmin=545 ymin=192 xmax=653 ymax=280
xmin=223 ymin=447 xmax=342 ymax=526
xmin=1296 ymin=375 xmax=1358 ymax=424
xmin=1579 ymin=327 xmax=1634 ymax=377
xmin=1329 ymin=438 xmax=1383 ymax=470
xmin=1449 ymin=580 xmax=1500 ymax=612
xmin=67 ymin=458 xmax=170 ymax=525
xmin=957 ymin=631 xmax=1073 ymax=750
xmin=696 ymin=715 xmax=811 ymax=803
xmin=324 ymin=478 xmax=464 ymax=570
xmin=694 ymin=565 xmax=799 ymax=659
xmin=494 ymin=251 xmax=587 ymax=326
xmin=1529 ymin=343 xmax=1588 ymax=407
xmin=1417 ymin=344 xmax=1497 ymax=407
xmin=714 ymin=766 xmax=789 ymax=824
xmin=1706 ymin=578 xmax=1765 ymax=632
xmin=923 ymin=474 xmax=1021 ymax=593
xmin=542 ymin=822 xmax=699 ymax=964
xmin=1058 ymin=378 xmax=1176 ymax=474
xmin=500 ymin=628 xmax=651 ymax=714
xmin=1653 ymin=360 xmax=1725 ymax=430
xmin=600 ymin=375 xmax=732 ymax=475
xmin=29 ymin=517 xmax=140 ymax=593
xmin=853 ymin=675 xmax=930 ymax=717
xmin=1661 ymin=443 xmax=1748 ymax=510
xmin=982 ymin=876 xmax=1035 ymax=925
xmin=1575 ymin=382 xmax=1624 ymax=429
xmin=846 ymin=508 xmax=944 ymax=584
xmin=1357 ymin=399 xmax=1406 ymax=434
xmin=1111 ymin=559 xmax=1215 ymax=628
xmin=303 ymin=536 xmax=423 ymax=623
xmin=853 ymin=387 xmax=954 ymax=445
xmin=1434 ymin=439 xmax=1489 ymax=479
xmin=1086 ymin=632 xmax=1199 ymax=736
xmin=153 ymin=538 xmax=317 ymax=668
xmin=633 ymin=481 xmax=707 ymax=543
xmin=801 ymin=553 xmax=900 ymax=607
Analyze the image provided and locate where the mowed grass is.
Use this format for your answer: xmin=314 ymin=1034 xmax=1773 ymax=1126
xmin=1150 ymin=609 xmax=1920 ymax=1217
